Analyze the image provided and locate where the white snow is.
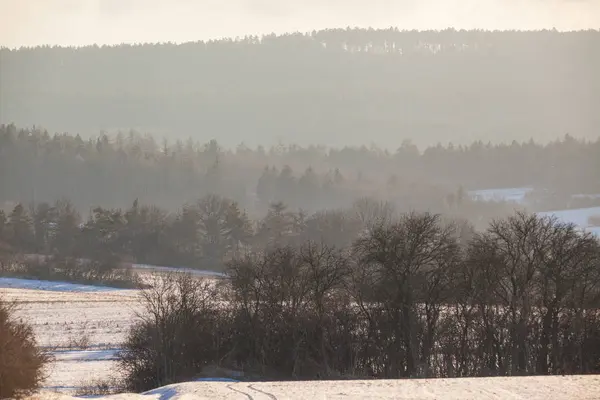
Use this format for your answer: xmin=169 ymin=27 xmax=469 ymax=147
xmin=131 ymin=263 xmax=228 ymax=278
xmin=27 ymin=375 xmax=600 ymax=400
xmin=468 ymin=187 xmax=533 ymax=204
xmin=536 ymin=206 xmax=600 ymax=232
xmin=45 ymin=350 xmax=122 ymax=393
xmin=53 ymin=349 xmax=120 ymax=362
xmin=467 ymin=189 xmax=600 ymax=237
xmin=586 ymin=226 xmax=600 ymax=236
xmin=1 ymin=283 xmax=139 ymax=392
xmin=0 ymin=277 xmax=133 ymax=293
xmin=571 ymin=193 xmax=600 ymax=199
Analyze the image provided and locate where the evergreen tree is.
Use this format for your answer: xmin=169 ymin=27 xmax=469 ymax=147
xmin=6 ymin=204 xmax=35 ymax=252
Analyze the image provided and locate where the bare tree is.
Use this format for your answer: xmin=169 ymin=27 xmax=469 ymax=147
xmin=466 ymin=212 xmax=600 ymax=375
xmin=352 ymin=212 xmax=460 ymax=377
xmin=352 ymin=197 xmax=395 ymax=229
xmin=119 ymin=273 xmax=225 ymax=391
xmin=299 ymin=242 xmax=350 ymax=376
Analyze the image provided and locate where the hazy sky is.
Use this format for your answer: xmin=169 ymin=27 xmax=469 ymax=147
xmin=1 ymin=0 xmax=599 ymax=48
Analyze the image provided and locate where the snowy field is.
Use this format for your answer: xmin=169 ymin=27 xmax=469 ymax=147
xmin=467 ymin=188 xmax=600 ymax=237
xmin=0 ymin=277 xmax=135 ymax=293
xmin=130 ymin=263 xmax=228 ymax=278
xmin=0 ymin=278 xmax=139 ymax=392
xmin=536 ymin=206 xmax=600 ymax=228
xmin=587 ymin=226 xmax=600 ymax=236
xmin=468 ymin=187 xmax=533 ymax=204
xmin=467 ymin=187 xmax=600 ymax=237
xmin=28 ymin=375 xmax=600 ymax=400
xmin=536 ymin=206 xmax=600 ymax=237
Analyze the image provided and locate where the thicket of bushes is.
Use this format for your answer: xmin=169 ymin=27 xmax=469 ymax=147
xmin=0 ymin=256 xmax=141 ymax=288
xmin=0 ymin=298 xmax=50 ymax=399
xmin=119 ymin=211 xmax=600 ymax=391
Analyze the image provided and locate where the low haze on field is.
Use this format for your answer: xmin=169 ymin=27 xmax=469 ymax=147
xmin=1 ymin=0 xmax=599 ymax=48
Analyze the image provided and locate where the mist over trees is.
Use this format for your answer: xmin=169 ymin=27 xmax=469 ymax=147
xmin=2 ymin=124 xmax=599 ymax=228
xmin=1 ymin=29 xmax=599 ymax=149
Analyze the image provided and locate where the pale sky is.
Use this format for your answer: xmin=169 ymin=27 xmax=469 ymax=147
xmin=0 ymin=0 xmax=599 ymax=48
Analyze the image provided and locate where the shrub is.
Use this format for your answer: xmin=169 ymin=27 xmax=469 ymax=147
xmin=74 ymin=377 xmax=125 ymax=396
xmin=119 ymin=273 xmax=227 ymax=391
xmin=0 ymin=256 xmax=141 ymax=289
xmin=0 ymin=298 xmax=50 ymax=399
xmin=63 ymin=321 xmax=93 ymax=350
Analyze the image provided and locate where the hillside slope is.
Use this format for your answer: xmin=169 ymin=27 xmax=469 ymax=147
xmin=2 ymin=29 xmax=599 ymax=148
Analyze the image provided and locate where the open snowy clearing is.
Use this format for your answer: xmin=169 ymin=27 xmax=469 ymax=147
xmin=537 ymin=206 xmax=600 ymax=228
xmin=588 ymin=226 xmax=600 ymax=236
xmin=0 ymin=284 xmax=138 ymax=350
xmin=0 ymin=277 xmax=138 ymax=293
xmin=30 ymin=375 xmax=600 ymax=400
xmin=1 ymin=278 xmax=139 ymax=391
xmin=46 ymin=349 xmax=121 ymax=391
xmin=468 ymin=187 xmax=533 ymax=204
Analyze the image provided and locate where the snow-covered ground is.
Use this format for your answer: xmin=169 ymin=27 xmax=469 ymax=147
xmin=0 ymin=284 xmax=137 ymax=349
xmin=28 ymin=375 xmax=600 ymax=400
xmin=0 ymin=277 xmax=135 ymax=293
xmin=45 ymin=350 xmax=121 ymax=392
xmin=536 ymin=206 xmax=600 ymax=236
xmin=467 ymin=189 xmax=600 ymax=237
xmin=536 ymin=206 xmax=600 ymax=227
xmin=468 ymin=187 xmax=533 ymax=204
xmin=587 ymin=226 xmax=600 ymax=236
xmin=571 ymin=193 xmax=600 ymax=200
xmin=131 ymin=263 xmax=228 ymax=278
xmin=1 ymin=278 xmax=139 ymax=392
xmin=54 ymin=349 xmax=120 ymax=362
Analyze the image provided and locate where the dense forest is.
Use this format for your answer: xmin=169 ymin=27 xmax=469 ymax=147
xmin=2 ymin=29 xmax=599 ymax=149
xmin=0 ymin=192 xmax=457 ymax=272
xmin=1 ymin=124 xmax=599 ymax=226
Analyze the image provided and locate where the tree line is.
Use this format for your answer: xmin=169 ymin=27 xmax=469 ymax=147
xmin=2 ymin=29 xmax=598 ymax=149
xmin=2 ymin=124 xmax=599 ymax=224
xmin=120 ymin=211 xmax=600 ymax=391
xmin=0 ymin=193 xmax=455 ymax=273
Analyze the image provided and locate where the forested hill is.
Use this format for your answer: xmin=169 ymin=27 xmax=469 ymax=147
xmin=1 ymin=28 xmax=599 ymax=148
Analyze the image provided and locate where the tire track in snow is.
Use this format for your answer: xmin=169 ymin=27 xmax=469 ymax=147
xmin=226 ymin=383 xmax=254 ymax=400
xmin=249 ymin=384 xmax=278 ymax=400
